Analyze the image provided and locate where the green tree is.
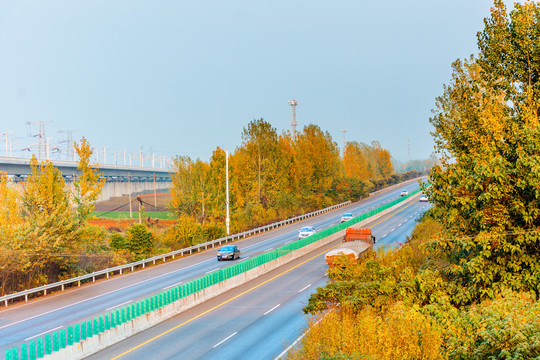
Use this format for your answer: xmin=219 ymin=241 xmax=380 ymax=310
xmin=125 ymin=224 xmax=154 ymax=257
xmin=428 ymin=0 xmax=540 ymax=302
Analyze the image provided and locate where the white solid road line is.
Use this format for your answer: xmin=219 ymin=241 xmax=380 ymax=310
xmin=265 ymin=248 xmax=274 ymax=252
xmin=25 ymin=326 xmax=63 ymax=341
xmin=205 ymin=268 xmax=220 ymax=274
xmin=163 ymin=281 xmax=183 ymax=290
xmin=264 ymin=304 xmax=281 ymax=315
xmin=298 ymin=284 xmax=311 ymax=293
xmin=213 ymin=332 xmax=238 ymax=348
xmin=106 ymin=300 xmax=133 ymax=311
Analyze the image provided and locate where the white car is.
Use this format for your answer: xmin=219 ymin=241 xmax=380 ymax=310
xmin=340 ymin=213 xmax=354 ymax=223
xmin=298 ymin=226 xmax=316 ymax=239
xmin=400 ymin=190 xmax=409 ymax=197
xmin=419 ymin=194 xmax=428 ymax=202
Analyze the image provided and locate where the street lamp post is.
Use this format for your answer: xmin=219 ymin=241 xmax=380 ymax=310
xmin=226 ymin=149 xmax=230 ymax=235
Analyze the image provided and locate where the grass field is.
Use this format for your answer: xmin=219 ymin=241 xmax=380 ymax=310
xmin=92 ymin=211 xmax=176 ymax=220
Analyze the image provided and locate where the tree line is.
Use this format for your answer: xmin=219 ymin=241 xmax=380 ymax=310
xmin=168 ymin=119 xmax=420 ymax=244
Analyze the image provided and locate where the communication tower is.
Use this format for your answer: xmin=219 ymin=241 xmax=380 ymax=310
xmin=288 ymin=98 xmax=298 ymax=136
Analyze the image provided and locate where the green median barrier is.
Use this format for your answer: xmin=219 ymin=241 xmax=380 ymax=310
xmin=36 ymin=337 xmax=43 ymax=358
xmin=67 ymin=326 xmax=74 ymax=346
xmin=29 ymin=341 xmax=36 ymax=360
xmin=100 ymin=315 xmax=105 ymax=333
xmin=10 ymin=347 xmax=16 ymax=360
xmin=105 ymin=313 xmax=110 ymax=331
xmin=44 ymin=334 xmax=51 ymax=355
xmin=111 ymin=311 xmax=116 ymax=327
xmin=93 ymin=318 xmax=99 ymax=336
xmin=121 ymin=307 xmax=126 ymax=323
xmin=5 ymin=348 xmax=11 ymax=360
xmin=116 ymin=308 xmax=122 ymax=325
xmin=74 ymin=323 xmax=80 ymax=343
xmin=80 ymin=321 xmax=87 ymax=341
xmin=59 ymin=328 xmax=66 ymax=349
xmin=20 ymin=343 xmax=27 ymax=360
xmin=85 ymin=319 xmax=92 ymax=338
xmin=145 ymin=298 xmax=151 ymax=313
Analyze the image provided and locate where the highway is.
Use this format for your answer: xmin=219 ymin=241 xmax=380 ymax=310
xmin=86 ymin=195 xmax=430 ymax=359
xmin=0 ymin=179 xmax=424 ymax=355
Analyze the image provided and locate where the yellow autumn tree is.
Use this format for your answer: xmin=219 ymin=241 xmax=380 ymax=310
xmin=73 ymin=137 xmax=105 ymax=222
xmin=343 ymin=141 xmax=371 ymax=181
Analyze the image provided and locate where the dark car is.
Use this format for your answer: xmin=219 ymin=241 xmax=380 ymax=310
xmin=217 ymin=245 xmax=241 ymax=261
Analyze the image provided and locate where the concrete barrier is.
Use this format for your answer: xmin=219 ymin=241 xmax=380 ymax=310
xmin=41 ymin=192 xmax=421 ymax=359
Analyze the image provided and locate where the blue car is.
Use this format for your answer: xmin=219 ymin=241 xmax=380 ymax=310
xmin=217 ymin=245 xmax=241 ymax=261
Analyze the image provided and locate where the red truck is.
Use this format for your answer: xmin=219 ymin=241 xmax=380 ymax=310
xmin=325 ymin=228 xmax=375 ymax=267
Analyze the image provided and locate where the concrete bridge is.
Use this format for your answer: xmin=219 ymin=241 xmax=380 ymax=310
xmin=0 ymin=157 xmax=172 ymax=201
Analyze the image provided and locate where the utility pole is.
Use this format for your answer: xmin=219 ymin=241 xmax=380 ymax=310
xmin=128 ymin=173 xmax=132 ymax=219
xmin=153 ymin=173 xmax=157 ymax=208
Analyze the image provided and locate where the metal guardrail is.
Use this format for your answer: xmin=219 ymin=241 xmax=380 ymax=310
xmin=0 ymin=200 xmax=352 ymax=307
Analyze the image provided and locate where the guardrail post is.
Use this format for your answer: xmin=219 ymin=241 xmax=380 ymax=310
xmin=105 ymin=313 xmax=110 ymax=330
xmin=10 ymin=347 xmax=17 ymax=360
xmin=93 ymin=318 xmax=99 ymax=335
xmin=5 ymin=349 xmax=11 ymax=360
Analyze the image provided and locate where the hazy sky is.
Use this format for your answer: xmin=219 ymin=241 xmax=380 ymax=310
xmin=0 ymin=0 xmax=517 ymax=164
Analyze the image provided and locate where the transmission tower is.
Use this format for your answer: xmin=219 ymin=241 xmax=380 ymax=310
xmin=59 ymin=130 xmax=78 ymax=161
xmin=288 ymin=98 xmax=298 ymax=136
xmin=26 ymin=121 xmax=52 ymax=160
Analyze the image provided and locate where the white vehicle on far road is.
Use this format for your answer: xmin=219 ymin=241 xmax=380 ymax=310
xmin=298 ymin=226 xmax=316 ymax=239
xmin=400 ymin=190 xmax=409 ymax=196
xmin=340 ymin=213 xmax=354 ymax=223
